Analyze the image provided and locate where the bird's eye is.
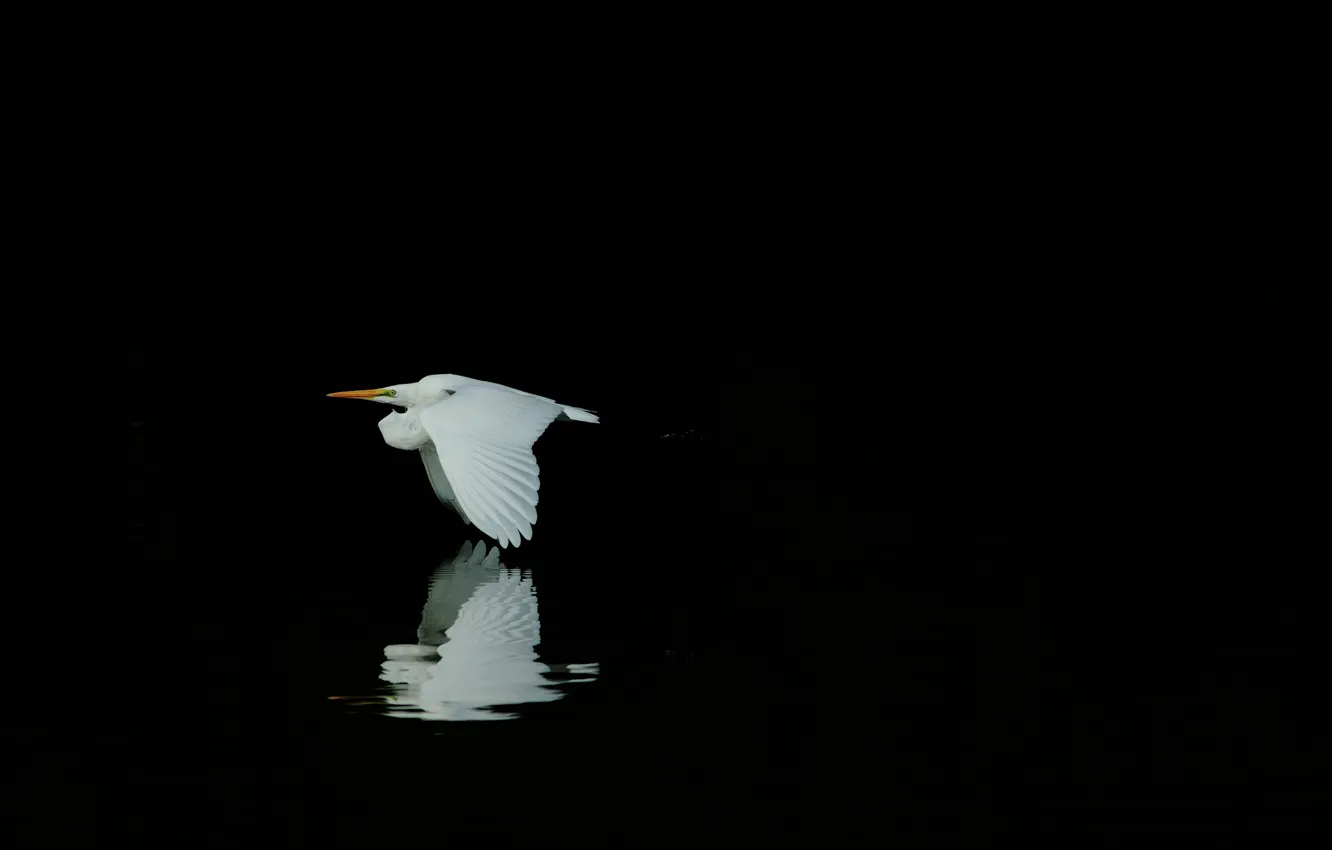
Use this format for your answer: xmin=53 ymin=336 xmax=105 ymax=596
xmin=387 ymin=389 xmax=397 ymax=397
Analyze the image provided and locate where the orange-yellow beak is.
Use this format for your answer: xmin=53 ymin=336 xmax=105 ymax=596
xmin=326 ymin=388 xmax=395 ymax=400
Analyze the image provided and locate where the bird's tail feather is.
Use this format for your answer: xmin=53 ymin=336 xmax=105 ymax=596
xmin=559 ymin=405 xmax=599 ymax=423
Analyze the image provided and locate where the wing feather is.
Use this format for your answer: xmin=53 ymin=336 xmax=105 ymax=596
xmin=417 ymin=386 xmax=563 ymax=548
xmin=471 ymin=449 xmax=540 ymax=507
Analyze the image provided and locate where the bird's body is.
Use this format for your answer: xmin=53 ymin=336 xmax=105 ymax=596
xmin=327 ymin=374 xmax=598 ymax=548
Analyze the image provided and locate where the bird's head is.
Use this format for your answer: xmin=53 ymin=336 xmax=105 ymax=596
xmin=326 ymin=382 xmax=419 ymax=407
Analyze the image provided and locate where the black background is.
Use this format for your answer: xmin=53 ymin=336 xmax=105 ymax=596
xmin=13 ymin=12 xmax=1328 ymax=849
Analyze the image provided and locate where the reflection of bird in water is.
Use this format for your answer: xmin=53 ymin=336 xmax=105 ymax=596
xmin=326 ymin=374 xmax=598 ymax=548
xmin=375 ymin=541 xmax=598 ymax=721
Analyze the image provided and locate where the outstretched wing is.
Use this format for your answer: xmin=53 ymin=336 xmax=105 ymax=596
xmin=417 ymin=386 xmax=563 ymax=548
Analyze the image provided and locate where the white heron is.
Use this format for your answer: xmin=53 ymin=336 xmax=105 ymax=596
xmin=327 ymin=374 xmax=598 ymax=548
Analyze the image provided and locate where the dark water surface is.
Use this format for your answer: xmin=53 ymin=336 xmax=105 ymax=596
xmin=30 ymin=410 xmax=1328 ymax=847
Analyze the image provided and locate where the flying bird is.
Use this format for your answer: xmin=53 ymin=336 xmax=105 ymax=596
xmin=327 ymin=374 xmax=598 ymax=547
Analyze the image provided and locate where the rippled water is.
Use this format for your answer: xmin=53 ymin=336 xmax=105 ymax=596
xmin=326 ymin=540 xmax=600 ymax=721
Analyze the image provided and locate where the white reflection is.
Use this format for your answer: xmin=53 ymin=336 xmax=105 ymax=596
xmin=375 ymin=541 xmax=598 ymax=721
